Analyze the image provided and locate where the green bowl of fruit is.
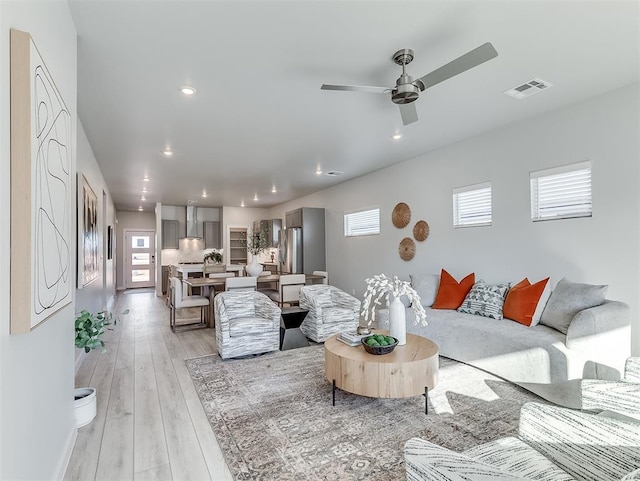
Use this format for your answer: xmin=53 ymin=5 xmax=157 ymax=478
xmin=361 ymin=334 xmax=399 ymax=355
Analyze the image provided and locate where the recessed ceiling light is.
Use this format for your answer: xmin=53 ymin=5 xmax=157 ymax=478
xmin=201 ymin=192 xmax=208 ymax=198
xmin=271 ymin=186 xmax=277 ymax=193
xmin=253 ymin=194 xmax=259 ymax=201
xmin=138 ymin=207 xmax=143 ymax=211
xmin=180 ymin=86 xmax=196 ymax=95
xmin=315 ymin=168 xmax=323 ymax=175
xmin=141 ymin=196 xmax=146 ymax=201
xmin=142 ymin=188 xmax=148 ymax=193
xmin=325 ymin=170 xmax=344 ymax=177
xmin=240 ymin=201 xmax=245 ymax=207
xmin=142 ymin=176 xmax=150 ymax=182
xmin=163 ymin=150 xmax=173 ymax=156
xmin=392 ymin=133 xmax=403 ymax=140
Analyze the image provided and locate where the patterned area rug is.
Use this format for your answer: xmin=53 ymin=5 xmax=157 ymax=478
xmin=186 ymin=345 xmax=543 ymax=480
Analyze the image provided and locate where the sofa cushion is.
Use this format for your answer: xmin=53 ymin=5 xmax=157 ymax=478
xmin=540 ymin=278 xmax=608 ymax=334
xmin=432 ymin=269 xmax=475 ymax=310
xmin=410 ymin=274 xmax=439 ymax=307
xmin=464 ymin=437 xmax=575 ymax=481
xmin=458 ymin=280 xmax=510 ymax=320
xmin=504 ymin=277 xmax=550 ymax=327
xmin=229 ymin=317 xmax=274 ymax=337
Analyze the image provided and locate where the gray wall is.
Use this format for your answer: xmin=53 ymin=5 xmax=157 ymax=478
xmin=0 ymin=2 xmax=79 ymax=479
xmin=270 ymin=83 xmax=640 ymax=355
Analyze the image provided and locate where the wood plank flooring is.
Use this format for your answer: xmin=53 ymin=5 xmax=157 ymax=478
xmin=64 ymin=290 xmax=233 ymax=481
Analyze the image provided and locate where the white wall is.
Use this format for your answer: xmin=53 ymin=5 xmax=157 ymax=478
xmin=270 ymin=83 xmax=640 ymax=355
xmin=0 ymin=1 xmax=79 ymax=479
xmin=76 ymin=122 xmax=116 ymax=314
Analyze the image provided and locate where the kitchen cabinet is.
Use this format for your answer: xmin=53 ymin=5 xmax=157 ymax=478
xmin=162 ymin=220 xmax=179 ymax=249
xmin=229 ymin=227 xmax=247 ymax=265
xmin=253 ymin=219 xmax=282 ymax=247
xmin=203 ymin=221 xmax=221 ymax=249
xmin=285 ymin=209 xmax=303 ymax=228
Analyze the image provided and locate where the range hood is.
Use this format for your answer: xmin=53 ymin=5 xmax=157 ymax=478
xmin=184 ymin=205 xmax=200 ymax=238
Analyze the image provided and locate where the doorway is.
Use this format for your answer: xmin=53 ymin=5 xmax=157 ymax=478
xmin=124 ymin=229 xmax=156 ymax=289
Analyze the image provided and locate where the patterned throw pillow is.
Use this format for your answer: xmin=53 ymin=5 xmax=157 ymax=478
xmin=457 ymin=280 xmax=510 ymax=320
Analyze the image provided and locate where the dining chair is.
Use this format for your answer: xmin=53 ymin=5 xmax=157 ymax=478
xmin=167 ymin=265 xmax=182 ymax=305
xmin=226 ymin=276 xmax=258 ymax=292
xmin=312 ymin=270 xmax=329 ymax=285
xmin=169 ymin=277 xmax=209 ymax=332
xmin=265 ymin=273 xmax=306 ymax=307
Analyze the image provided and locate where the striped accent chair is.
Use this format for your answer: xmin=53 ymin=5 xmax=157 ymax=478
xmin=214 ymin=291 xmax=281 ymax=360
xmin=405 ymin=402 xmax=640 ymax=481
xmin=299 ymin=285 xmax=360 ymax=342
xmin=581 ymin=357 xmax=640 ymax=420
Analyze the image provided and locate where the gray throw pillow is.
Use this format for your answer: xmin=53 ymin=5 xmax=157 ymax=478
xmin=539 ymin=278 xmax=608 ymax=334
xmin=410 ymin=274 xmax=439 ymax=307
xmin=457 ymin=280 xmax=510 ymax=320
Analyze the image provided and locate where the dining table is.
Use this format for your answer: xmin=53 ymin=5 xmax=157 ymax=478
xmin=183 ymin=273 xmax=326 ymax=328
xmin=175 ymin=263 xmax=243 ymax=279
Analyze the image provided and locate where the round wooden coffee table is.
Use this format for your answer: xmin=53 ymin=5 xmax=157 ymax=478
xmin=325 ymin=332 xmax=439 ymax=412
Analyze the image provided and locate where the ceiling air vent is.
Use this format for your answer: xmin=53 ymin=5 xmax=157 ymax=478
xmin=504 ymin=78 xmax=553 ymax=99
xmin=325 ymin=171 xmax=344 ymax=177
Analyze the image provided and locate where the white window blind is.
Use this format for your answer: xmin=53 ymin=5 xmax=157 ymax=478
xmin=453 ymin=182 xmax=492 ymax=227
xmin=530 ymin=161 xmax=592 ymax=221
xmin=344 ymin=208 xmax=380 ymax=237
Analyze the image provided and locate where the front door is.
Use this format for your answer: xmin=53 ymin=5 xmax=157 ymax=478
xmin=124 ymin=230 xmax=156 ymax=289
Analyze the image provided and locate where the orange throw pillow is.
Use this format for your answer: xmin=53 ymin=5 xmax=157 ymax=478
xmin=503 ymin=277 xmax=550 ymax=326
xmin=432 ymin=269 xmax=475 ymax=310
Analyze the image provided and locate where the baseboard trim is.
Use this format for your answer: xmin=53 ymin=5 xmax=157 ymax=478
xmin=54 ymin=426 xmax=77 ymax=481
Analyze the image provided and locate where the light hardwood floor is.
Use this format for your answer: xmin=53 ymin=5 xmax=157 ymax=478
xmin=64 ymin=290 xmax=233 ymax=481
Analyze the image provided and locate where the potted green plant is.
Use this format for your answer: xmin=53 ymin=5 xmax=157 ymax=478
xmin=74 ymin=310 xmax=116 ymax=428
xmin=203 ymin=249 xmax=223 ymax=264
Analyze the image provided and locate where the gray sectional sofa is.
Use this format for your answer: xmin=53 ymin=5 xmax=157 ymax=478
xmin=379 ymin=278 xmax=631 ymax=401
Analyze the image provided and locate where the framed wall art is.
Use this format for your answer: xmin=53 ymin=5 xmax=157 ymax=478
xmin=78 ymin=173 xmax=99 ymax=288
xmin=10 ymin=29 xmax=73 ymax=333
xmin=107 ymin=225 xmax=113 ymax=260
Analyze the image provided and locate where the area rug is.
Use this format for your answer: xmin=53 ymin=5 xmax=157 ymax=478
xmin=186 ymin=345 xmax=544 ymax=480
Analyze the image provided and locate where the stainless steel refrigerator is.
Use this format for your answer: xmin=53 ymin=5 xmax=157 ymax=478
xmin=279 ymin=208 xmax=326 ymax=274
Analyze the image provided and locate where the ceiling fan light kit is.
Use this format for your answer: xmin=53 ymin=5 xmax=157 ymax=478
xmin=321 ymin=42 xmax=498 ymax=126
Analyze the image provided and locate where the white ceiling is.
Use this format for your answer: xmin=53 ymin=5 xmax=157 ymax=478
xmin=68 ymin=0 xmax=639 ymax=212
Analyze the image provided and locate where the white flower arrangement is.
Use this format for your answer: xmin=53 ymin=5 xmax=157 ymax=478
xmin=360 ymin=274 xmax=427 ymax=327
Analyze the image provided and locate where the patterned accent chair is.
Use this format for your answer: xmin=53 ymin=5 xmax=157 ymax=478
xmin=405 ymin=401 xmax=640 ymax=480
xmin=299 ymin=285 xmax=360 ymax=342
xmin=214 ymin=291 xmax=281 ymax=360
xmin=581 ymin=357 xmax=640 ymax=421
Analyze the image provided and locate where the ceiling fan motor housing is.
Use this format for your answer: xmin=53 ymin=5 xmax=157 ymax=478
xmin=392 ymin=74 xmax=420 ymax=104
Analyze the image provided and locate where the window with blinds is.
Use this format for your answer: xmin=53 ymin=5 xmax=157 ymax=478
xmin=344 ymin=207 xmax=380 ymax=237
xmin=530 ymin=161 xmax=592 ymax=222
xmin=453 ymin=182 xmax=492 ymax=227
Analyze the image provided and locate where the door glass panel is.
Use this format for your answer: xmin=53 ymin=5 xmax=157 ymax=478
xmin=131 ymin=236 xmax=150 ymax=249
xmin=131 ymin=269 xmax=150 ymax=283
xmin=131 ymin=253 xmax=150 ymax=265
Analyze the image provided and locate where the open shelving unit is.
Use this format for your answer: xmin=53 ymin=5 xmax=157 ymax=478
xmin=229 ymin=227 xmax=248 ymax=265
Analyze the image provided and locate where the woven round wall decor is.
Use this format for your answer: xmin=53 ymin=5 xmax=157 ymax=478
xmin=392 ymin=202 xmax=411 ymax=229
xmin=413 ymin=220 xmax=430 ymax=242
xmin=398 ymin=237 xmax=416 ymax=261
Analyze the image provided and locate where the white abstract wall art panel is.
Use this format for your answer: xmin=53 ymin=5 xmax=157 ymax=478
xmin=10 ymin=29 xmax=73 ymax=333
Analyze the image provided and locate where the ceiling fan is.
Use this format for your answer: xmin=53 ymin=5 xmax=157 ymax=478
xmin=321 ymin=42 xmax=498 ymax=126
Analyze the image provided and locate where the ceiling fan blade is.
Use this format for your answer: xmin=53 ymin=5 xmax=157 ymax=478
xmin=399 ymin=103 xmax=418 ymax=126
xmin=321 ymin=84 xmax=391 ymax=94
xmin=416 ymin=42 xmax=498 ymax=91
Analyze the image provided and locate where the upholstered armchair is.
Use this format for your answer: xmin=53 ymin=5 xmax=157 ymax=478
xmin=298 ymin=285 xmax=360 ymax=342
xmin=405 ymin=402 xmax=640 ymax=481
xmin=581 ymin=356 xmax=640 ymax=420
xmin=214 ymin=291 xmax=281 ymax=360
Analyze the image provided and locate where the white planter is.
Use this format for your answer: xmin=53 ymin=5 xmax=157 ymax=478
xmin=74 ymin=387 xmax=97 ymax=428
xmin=388 ymin=297 xmax=407 ymax=345
xmin=245 ymin=256 xmax=263 ymax=277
